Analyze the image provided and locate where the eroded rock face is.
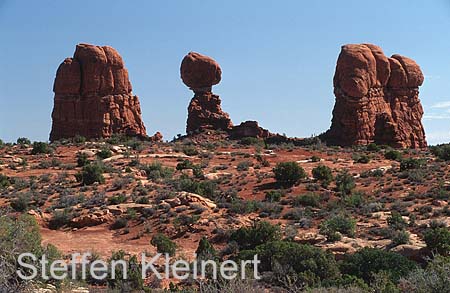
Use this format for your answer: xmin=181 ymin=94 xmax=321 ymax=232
xmin=230 ymin=121 xmax=271 ymax=139
xmin=323 ymin=44 xmax=426 ymax=148
xmin=181 ymin=52 xmax=232 ymax=134
xmin=50 ymin=44 xmax=147 ymax=141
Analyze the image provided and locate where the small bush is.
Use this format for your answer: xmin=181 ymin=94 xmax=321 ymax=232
xmin=399 ymin=255 xmax=450 ymax=292
xmin=273 ymin=162 xmax=306 ymax=187
xmin=237 ymin=160 xmax=252 ymax=171
xmin=182 ymin=145 xmax=199 ymax=156
xmin=387 ymin=212 xmax=408 ymax=231
xmin=355 ymin=154 xmax=370 ymax=164
xmin=340 ymin=247 xmax=417 ymax=283
xmin=385 ymin=150 xmax=402 ymax=161
xmin=366 ymin=143 xmax=381 ymax=152
xmin=230 ymin=221 xmax=281 ymax=250
xmin=151 ymin=233 xmax=176 ymax=256
xmin=97 ymin=148 xmax=112 ymax=159
xmin=265 ymin=190 xmax=283 ymax=202
xmin=335 ymin=170 xmax=355 ymax=195
xmin=430 ymin=143 xmax=450 ymax=161
xmin=320 ymin=214 xmax=356 ymax=241
xmin=76 ymin=152 xmax=90 ymax=167
xmin=143 ymin=161 xmax=174 ymax=180
xmin=238 ymin=241 xmax=339 ymax=287
xmin=108 ymin=194 xmax=127 ymax=205
xmin=76 ymin=163 xmax=105 ymax=185
xmin=400 ymin=158 xmax=425 ymax=171
xmin=293 ymin=193 xmax=321 ymax=207
xmin=312 ymin=165 xmax=333 ymax=187
xmin=110 ymin=218 xmax=128 ymax=230
xmin=391 ymin=230 xmax=410 ymax=246
xmin=16 ymin=137 xmax=31 ymax=145
xmin=31 ymin=142 xmax=52 ymax=155
xmin=0 ymin=174 xmax=11 ymax=189
xmin=424 ymin=227 xmax=450 ymax=256
xmin=239 ymin=137 xmax=263 ymax=146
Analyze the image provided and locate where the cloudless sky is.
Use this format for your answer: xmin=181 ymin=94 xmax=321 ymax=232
xmin=1 ymin=0 xmax=450 ymax=144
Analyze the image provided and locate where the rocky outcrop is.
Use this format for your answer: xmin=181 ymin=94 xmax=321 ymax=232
xmin=323 ymin=44 xmax=426 ymax=148
xmin=50 ymin=44 xmax=147 ymax=141
xmin=230 ymin=121 xmax=271 ymax=139
xmin=181 ymin=52 xmax=233 ymax=134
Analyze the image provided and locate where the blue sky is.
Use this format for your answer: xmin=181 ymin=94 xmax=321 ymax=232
xmin=1 ymin=0 xmax=450 ymax=144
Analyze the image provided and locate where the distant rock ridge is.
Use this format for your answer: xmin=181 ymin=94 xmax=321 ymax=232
xmin=50 ymin=43 xmax=147 ymax=141
xmin=322 ymin=43 xmax=427 ymax=148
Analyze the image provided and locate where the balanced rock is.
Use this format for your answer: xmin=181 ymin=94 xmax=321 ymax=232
xmin=323 ymin=44 xmax=426 ymax=148
xmin=50 ymin=43 xmax=147 ymax=141
xmin=181 ymin=52 xmax=233 ymax=134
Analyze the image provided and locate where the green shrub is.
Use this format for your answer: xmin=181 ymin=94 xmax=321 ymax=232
xmin=174 ymin=177 xmax=217 ymax=199
xmin=195 ymin=236 xmax=217 ymax=260
xmin=10 ymin=194 xmax=30 ymax=212
xmin=182 ymin=145 xmax=199 ymax=156
xmin=110 ymin=218 xmax=128 ymax=230
xmin=48 ymin=209 xmax=73 ymax=229
xmin=312 ymin=165 xmax=333 ymax=187
xmin=391 ymin=230 xmax=410 ymax=246
xmin=356 ymin=154 xmax=370 ymax=164
xmin=424 ymin=227 xmax=450 ymax=256
xmin=143 ymin=161 xmax=174 ymax=180
xmin=335 ymin=170 xmax=355 ymax=195
xmin=265 ymin=190 xmax=283 ymax=202
xmin=320 ymin=214 xmax=356 ymax=241
xmin=31 ymin=141 xmax=52 ymax=155
xmin=387 ymin=211 xmax=408 ymax=231
xmin=399 ymin=255 xmax=450 ymax=293
xmin=366 ymin=143 xmax=381 ymax=152
xmin=385 ymin=150 xmax=403 ymax=161
xmin=76 ymin=163 xmax=105 ymax=185
xmin=273 ymin=162 xmax=306 ymax=187
xmin=108 ymin=194 xmax=127 ymax=205
xmin=239 ymin=241 xmax=339 ymax=287
xmin=97 ymin=148 xmax=112 ymax=159
xmin=229 ymin=199 xmax=260 ymax=214
xmin=293 ymin=193 xmax=321 ymax=207
xmin=240 ymin=137 xmax=263 ymax=146
xmin=107 ymin=250 xmax=143 ymax=290
xmin=400 ymin=158 xmax=425 ymax=171
xmin=151 ymin=233 xmax=176 ymax=256
xmin=0 ymin=174 xmax=11 ymax=189
xmin=430 ymin=143 xmax=450 ymax=161
xmin=311 ymin=155 xmax=321 ymax=162
xmin=340 ymin=247 xmax=417 ymax=283
xmin=237 ymin=160 xmax=252 ymax=171
xmin=176 ymin=159 xmax=194 ymax=170
xmin=343 ymin=191 xmax=365 ymax=208
xmin=16 ymin=137 xmax=31 ymax=145
xmin=76 ymin=152 xmax=90 ymax=167
xmin=230 ymin=221 xmax=281 ymax=250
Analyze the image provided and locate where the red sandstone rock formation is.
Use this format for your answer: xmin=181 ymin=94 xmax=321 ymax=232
xmin=181 ymin=52 xmax=233 ymax=134
xmin=230 ymin=121 xmax=271 ymax=139
xmin=323 ymin=44 xmax=426 ymax=148
xmin=50 ymin=44 xmax=147 ymax=141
